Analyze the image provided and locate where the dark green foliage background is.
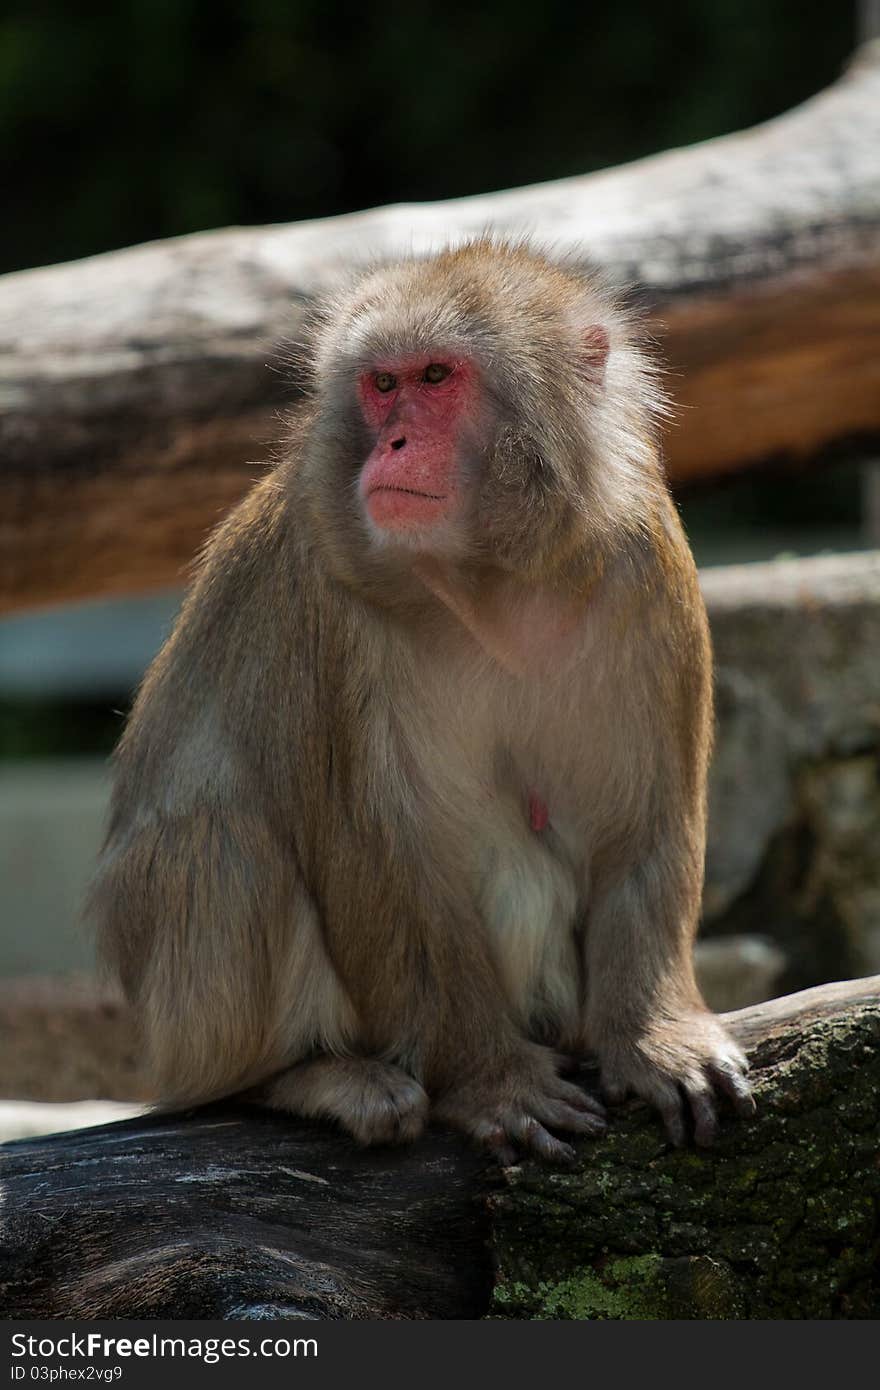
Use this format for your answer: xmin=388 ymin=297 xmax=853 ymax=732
xmin=1 ymin=0 xmax=853 ymax=275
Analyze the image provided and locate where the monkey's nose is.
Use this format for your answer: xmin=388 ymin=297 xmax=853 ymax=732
xmin=391 ymin=437 xmax=406 ymax=451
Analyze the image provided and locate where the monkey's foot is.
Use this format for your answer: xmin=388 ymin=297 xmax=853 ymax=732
xmin=433 ymin=1043 xmax=607 ymax=1166
xmin=263 ymin=1056 xmax=429 ymax=1147
xmin=596 ymin=1011 xmax=754 ymax=1147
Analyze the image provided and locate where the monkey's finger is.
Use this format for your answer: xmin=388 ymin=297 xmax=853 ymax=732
xmin=513 ymin=1116 xmax=577 ymax=1166
xmin=707 ymin=1061 xmax=756 ymax=1116
xmin=555 ymin=1054 xmax=580 ymax=1076
xmin=650 ymin=1081 xmax=687 ymax=1147
xmin=551 ymin=1078 xmax=607 ymax=1119
xmin=534 ymin=1097 xmax=607 ymax=1137
xmin=564 ymin=1109 xmax=606 ymax=1137
xmin=725 ymin=1041 xmax=750 ymax=1073
xmin=682 ymin=1081 xmax=718 ymax=1148
xmin=472 ymin=1121 xmax=519 ymax=1168
xmin=391 ymin=1107 xmax=430 ymax=1144
xmin=600 ymin=1077 xmax=629 ymax=1105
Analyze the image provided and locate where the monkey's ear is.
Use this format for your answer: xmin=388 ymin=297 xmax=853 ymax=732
xmin=581 ymin=325 xmax=610 ymax=382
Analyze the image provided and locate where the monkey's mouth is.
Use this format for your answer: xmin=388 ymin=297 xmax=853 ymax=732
xmin=365 ymin=484 xmax=450 ymax=532
xmin=368 ymin=485 xmax=447 ymax=502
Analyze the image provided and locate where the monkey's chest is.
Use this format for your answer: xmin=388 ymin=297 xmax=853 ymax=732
xmin=406 ymin=635 xmax=596 ymax=1037
xmin=475 ymin=778 xmax=584 ymax=1037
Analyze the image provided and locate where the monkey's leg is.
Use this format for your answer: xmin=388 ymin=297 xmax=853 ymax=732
xmin=262 ymin=1056 xmax=428 ymax=1146
xmin=583 ymin=852 xmax=754 ymax=1147
xmin=92 ymin=810 xmax=354 ymax=1109
xmin=312 ymin=844 xmax=606 ymax=1165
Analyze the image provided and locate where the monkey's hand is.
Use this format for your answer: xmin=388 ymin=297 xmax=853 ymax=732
xmin=433 ymin=1041 xmax=607 ymax=1166
xmin=596 ymin=1011 xmax=754 ymax=1147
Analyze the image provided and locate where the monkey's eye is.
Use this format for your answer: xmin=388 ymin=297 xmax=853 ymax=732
xmin=423 ymin=363 xmax=452 ymax=384
xmin=374 ymin=372 xmax=397 ymax=393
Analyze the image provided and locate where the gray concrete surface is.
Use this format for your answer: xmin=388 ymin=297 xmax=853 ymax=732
xmin=0 ymin=760 xmax=109 ymax=975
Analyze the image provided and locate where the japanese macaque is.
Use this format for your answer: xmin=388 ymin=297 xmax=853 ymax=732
xmin=90 ymin=240 xmax=753 ymax=1164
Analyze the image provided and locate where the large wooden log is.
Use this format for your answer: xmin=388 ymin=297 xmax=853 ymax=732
xmin=2 ymin=45 xmax=879 ymax=614
xmin=1 ymin=977 xmax=877 ymax=1319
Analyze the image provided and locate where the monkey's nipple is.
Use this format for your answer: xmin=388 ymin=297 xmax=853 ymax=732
xmin=528 ymin=790 xmax=549 ymax=833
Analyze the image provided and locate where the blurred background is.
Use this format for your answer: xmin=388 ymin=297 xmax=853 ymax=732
xmin=1 ymin=1 xmax=878 ymax=1120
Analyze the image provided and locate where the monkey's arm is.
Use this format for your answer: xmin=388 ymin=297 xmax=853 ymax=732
xmin=583 ymin=834 xmax=754 ymax=1146
xmin=577 ymin=525 xmax=753 ymax=1144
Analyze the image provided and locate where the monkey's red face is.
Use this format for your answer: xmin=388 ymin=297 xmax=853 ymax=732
xmin=357 ymin=356 xmax=478 ymax=541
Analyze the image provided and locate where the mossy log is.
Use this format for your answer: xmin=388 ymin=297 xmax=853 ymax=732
xmin=0 ymin=978 xmax=877 ymax=1319
xmin=491 ymin=978 xmax=880 ymax=1319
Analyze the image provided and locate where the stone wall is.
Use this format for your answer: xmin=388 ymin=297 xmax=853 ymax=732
xmin=702 ymin=551 xmax=880 ymax=993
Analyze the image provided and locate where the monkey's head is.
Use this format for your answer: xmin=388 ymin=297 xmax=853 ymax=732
xmin=294 ymin=240 xmax=664 ymax=594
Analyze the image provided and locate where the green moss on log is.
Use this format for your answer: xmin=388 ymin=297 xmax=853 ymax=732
xmin=490 ymin=1005 xmax=880 ymax=1318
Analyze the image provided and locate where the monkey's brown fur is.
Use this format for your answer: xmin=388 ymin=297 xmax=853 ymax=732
xmin=90 ymin=242 xmax=752 ymax=1163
